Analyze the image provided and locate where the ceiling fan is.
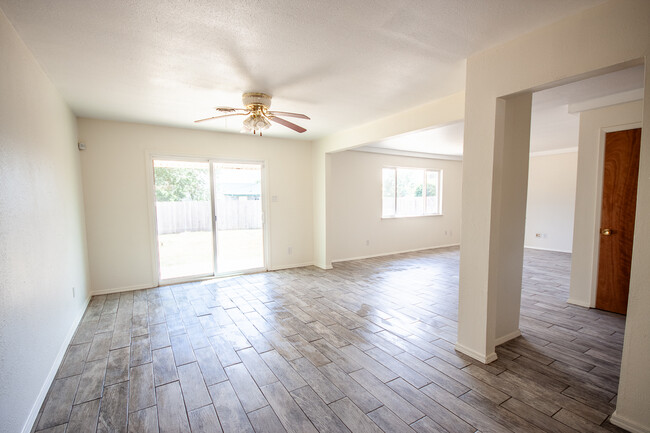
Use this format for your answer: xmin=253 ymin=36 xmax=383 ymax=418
xmin=195 ymin=92 xmax=309 ymax=135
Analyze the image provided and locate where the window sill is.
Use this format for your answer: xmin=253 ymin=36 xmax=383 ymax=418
xmin=382 ymin=213 xmax=443 ymax=220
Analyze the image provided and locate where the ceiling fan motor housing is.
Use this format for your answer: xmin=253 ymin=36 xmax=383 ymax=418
xmin=243 ymin=92 xmax=272 ymax=111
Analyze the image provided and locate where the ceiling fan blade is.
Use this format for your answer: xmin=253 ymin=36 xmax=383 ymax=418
xmin=194 ymin=112 xmax=247 ymax=123
xmin=267 ymin=110 xmax=310 ymax=120
xmin=215 ymin=107 xmax=249 ymax=113
xmin=269 ymin=115 xmax=307 ymax=133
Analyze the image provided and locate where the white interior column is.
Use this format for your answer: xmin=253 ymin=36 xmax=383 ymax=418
xmin=312 ymin=147 xmax=332 ymax=269
xmin=611 ymin=70 xmax=650 ymax=433
xmin=457 ymin=91 xmax=532 ymax=363
xmin=491 ymin=93 xmax=532 ymax=344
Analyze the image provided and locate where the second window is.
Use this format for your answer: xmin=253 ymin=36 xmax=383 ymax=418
xmin=382 ymin=167 xmax=442 ymax=218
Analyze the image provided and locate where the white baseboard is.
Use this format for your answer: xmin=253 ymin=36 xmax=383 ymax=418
xmin=22 ymin=295 xmax=92 ymax=433
xmin=523 ymin=245 xmax=572 ymax=254
xmin=611 ymin=411 xmax=650 ymax=433
xmin=310 ymin=260 xmax=333 ymax=270
xmin=454 ymin=343 xmax=498 ymax=364
xmin=269 ymin=261 xmax=314 ymax=271
xmin=567 ymin=298 xmax=592 ymax=308
xmin=495 ymin=329 xmax=522 ymax=346
xmin=91 ymin=282 xmax=155 ymax=296
xmin=92 ymin=264 xmax=321 ymax=294
xmin=331 ymin=243 xmax=460 ymax=264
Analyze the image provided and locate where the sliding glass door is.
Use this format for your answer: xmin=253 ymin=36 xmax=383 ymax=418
xmin=153 ymin=158 xmax=265 ymax=282
xmin=153 ymin=160 xmax=215 ymax=280
xmin=214 ymin=162 xmax=265 ymax=273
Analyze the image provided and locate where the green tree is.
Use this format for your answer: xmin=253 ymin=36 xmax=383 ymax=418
xmin=154 ymin=167 xmax=209 ymax=201
xmin=415 ymin=184 xmax=436 ymax=197
xmin=396 ymin=169 xmax=423 ymax=197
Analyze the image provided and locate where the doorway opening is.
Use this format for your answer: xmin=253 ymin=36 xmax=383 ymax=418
xmin=524 ymin=64 xmax=645 ymax=313
xmin=153 ymin=158 xmax=266 ymax=282
xmin=489 ymin=64 xmax=644 ymax=432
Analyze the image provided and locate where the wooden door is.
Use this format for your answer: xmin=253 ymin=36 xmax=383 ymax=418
xmin=595 ymin=128 xmax=641 ymax=315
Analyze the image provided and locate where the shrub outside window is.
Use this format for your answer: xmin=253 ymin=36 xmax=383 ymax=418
xmin=382 ymin=167 xmax=442 ymax=218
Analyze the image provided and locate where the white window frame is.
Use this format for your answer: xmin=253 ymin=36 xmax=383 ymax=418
xmin=381 ymin=166 xmax=443 ymax=219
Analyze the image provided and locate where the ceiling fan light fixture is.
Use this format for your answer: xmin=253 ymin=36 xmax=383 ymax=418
xmin=243 ymin=113 xmax=271 ymax=132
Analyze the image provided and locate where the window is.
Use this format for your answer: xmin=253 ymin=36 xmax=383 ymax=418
xmin=382 ymin=167 xmax=442 ymax=218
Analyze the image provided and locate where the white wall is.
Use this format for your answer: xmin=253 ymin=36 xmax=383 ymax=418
xmin=0 ymin=10 xmax=90 ymax=433
xmin=78 ymin=118 xmax=313 ymax=294
xmin=313 ymin=91 xmax=466 ymax=268
xmin=458 ymin=0 xmax=650 ymax=430
xmin=329 ymin=151 xmax=461 ymax=262
xmin=569 ymin=100 xmax=643 ymax=307
xmin=524 ymin=151 xmax=578 ymax=253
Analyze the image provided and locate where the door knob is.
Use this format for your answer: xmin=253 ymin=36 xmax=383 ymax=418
xmin=601 ymin=228 xmax=612 ymax=236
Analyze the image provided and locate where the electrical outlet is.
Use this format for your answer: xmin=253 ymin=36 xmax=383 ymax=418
xmin=288 ymin=247 xmax=292 ymax=255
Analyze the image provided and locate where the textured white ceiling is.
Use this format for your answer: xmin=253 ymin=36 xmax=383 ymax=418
xmin=0 ymin=0 xmax=605 ymax=138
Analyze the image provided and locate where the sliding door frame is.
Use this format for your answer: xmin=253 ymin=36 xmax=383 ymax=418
xmin=212 ymin=159 xmax=268 ymax=278
xmin=146 ymin=152 xmax=270 ymax=286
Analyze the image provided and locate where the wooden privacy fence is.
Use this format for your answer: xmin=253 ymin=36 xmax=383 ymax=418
xmin=156 ymin=200 xmax=262 ymax=234
xmin=383 ymin=197 xmax=440 ymax=216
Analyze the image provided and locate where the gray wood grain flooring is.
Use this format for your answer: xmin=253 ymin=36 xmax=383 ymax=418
xmin=32 ymin=247 xmax=627 ymax=432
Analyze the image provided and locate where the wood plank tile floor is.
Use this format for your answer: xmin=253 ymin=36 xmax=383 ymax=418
xmin=32 ymin=247 xmax=628 ymax=433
